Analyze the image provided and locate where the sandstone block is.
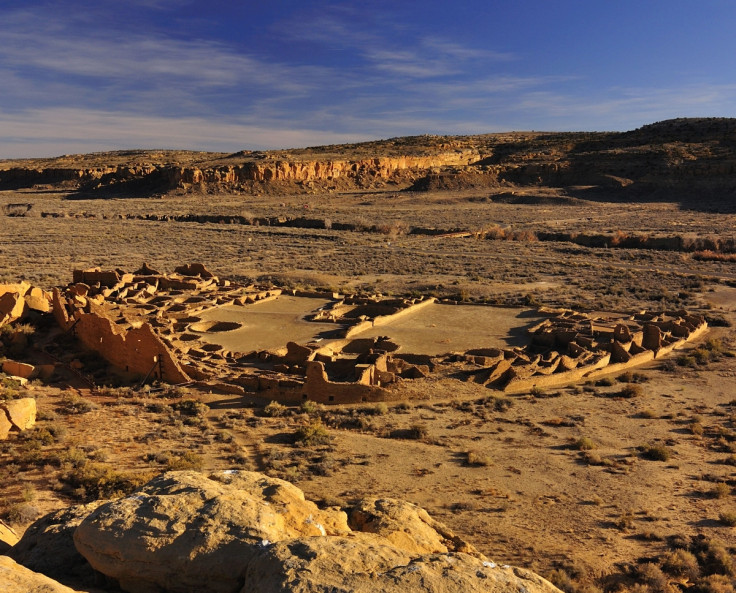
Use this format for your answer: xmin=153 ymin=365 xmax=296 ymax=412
xmin=73 ymin=470 xmax=350 ymax=593
xmin=0 ymin=411 xmax=12 ymax=440
xmin=349 ymin=497 xmax=466 ymax=555
xmin=0 ymin=556 xmax=81 ymax=593
xmin=244 ymin=536 xmax=562 ymax=593
xmin=0 ymin=518 xmax=18 ymax=553
xmin=0 ymin=292 xmax=26 ymax=325
xmin=2 ymin=397 xmax=36 ymax=430
xmin=9 ymin=502 xmax=105 ymax=580
xmin=25 ymin=287 xmax=51 ymax=313
xmin=2 ymin=360 xmax=35 ymax=379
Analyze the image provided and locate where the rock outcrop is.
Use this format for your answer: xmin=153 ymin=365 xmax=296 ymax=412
xmin=0 ymin=556 xmax=81 ymax=593
xmin=9 ymin=502 xmax=105 ymax=580
xmin=0 ymin=282 xmax=51 ymax=328
xmin=60 ymin=470 xmax=561 ymax=593
xmin=4 ymin=118 xmax=736 ymax=207
xmin=348 ymin=497 xmax=478 ymax=555
xmin=0 ymin=519 xmax=19 ymax=553
xmin=0 ymin=397 xmax=37 ymax=440
xmin=73 ymin=470 xmax=351 ymax=593
xmin=245 ymin=537 xmax=561 ymax=593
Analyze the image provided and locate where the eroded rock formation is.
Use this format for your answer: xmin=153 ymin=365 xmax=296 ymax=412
xmin=8 ymin=469 xmax=560 ymax=593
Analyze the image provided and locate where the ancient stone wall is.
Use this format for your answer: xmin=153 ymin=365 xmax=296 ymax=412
xmin=52 ymin=288 xmax=189 ymax=384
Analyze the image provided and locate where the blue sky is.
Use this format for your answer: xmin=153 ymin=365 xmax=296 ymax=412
xmin=1 ymin=0 xmax=735 ymax=158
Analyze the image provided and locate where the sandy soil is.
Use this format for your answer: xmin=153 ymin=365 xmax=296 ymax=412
xmin=195 ymin=296 xmax=337 ymax=351
xmin=350 ymin=303 xmax=545 ymax=354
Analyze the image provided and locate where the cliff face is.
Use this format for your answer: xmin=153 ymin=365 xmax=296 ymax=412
xmin=2 ymin=118 xmax=736 ymax=201
xmin=0 ymin=150 xmax=479 ymax=194
xmin=166 ymin=149 xmax=479 ymax=187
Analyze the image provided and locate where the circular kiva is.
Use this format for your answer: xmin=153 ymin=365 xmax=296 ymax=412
xmin=188 ymin=320 xmax=242 ymax=333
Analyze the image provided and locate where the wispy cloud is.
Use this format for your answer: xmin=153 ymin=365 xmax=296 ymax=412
xmin=1 ymin=2 xmax=734 ymax=158
xmin=0 ymin=108 xmax=368 ymax=159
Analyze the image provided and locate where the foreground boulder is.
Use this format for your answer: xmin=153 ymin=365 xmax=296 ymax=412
xmin=9 ymin=501 xmax=105 ymax=581
xmin=62 ymin=470 xmax=561 ymax=593
xmin=0 ymin=555 xmax=81 ymax=593
xmin=73 ymin=470 xmax=351 ymax=593
xmin=1 ymin=397 xmax=37 ymax=432
xmin=0 ymin=518 xmax=19 ymax=553
xmin=246 ymin=536 xmax=561 ymax=593
xmin=348 ymin=497 xmax=478 ymax=555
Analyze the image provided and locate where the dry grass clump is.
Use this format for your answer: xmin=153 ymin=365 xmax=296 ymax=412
xmin=294 ymin=419 xmax=332 ymax=446
xmin=640 ymin=443 xmax=672 ymax=461
xmin=62 ymin=462 xmax=154 ymax=501
xmin=59 ymin=392 xmax=98 ymax=414
xmin=263 ymin=400 xmax=288 ymax=417
xmin=572 ymin=437 xmax=596 ymax=451
xmin=618 ymin=383 xmax=643 ymax=398
xmin=466 ymin=450 xmax=493 ymax=466
xmin=712 ymin=482 xmax=731 ymax=499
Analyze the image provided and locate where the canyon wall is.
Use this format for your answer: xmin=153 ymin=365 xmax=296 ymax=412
xmin=0 ymin=151 xmax=479 ymax=193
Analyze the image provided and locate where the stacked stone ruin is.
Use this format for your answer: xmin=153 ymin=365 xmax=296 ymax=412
xmin=41 ymin=265 xmax=710 ymax=402
xmin=453 ymin=308 xmax=708 ymax=393
xmin=49 ymin=265 xmax=435 ymax=404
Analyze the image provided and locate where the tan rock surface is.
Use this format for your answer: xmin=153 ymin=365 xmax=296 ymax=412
xmin=2 ymin=397 xmax=37 ymax=430
xmin=0 ymin=410 xmax=12 ymax=440
xmin=0 ymin=555 xmax=81 ymax=593
xmin=348 ymin=497 xmax=477 ymax=556
xmin=0 ymin=518 xmax=19 ymax=553
xmin=25 ymin=287 xmax=51 ymax=313
xmin=73 ymin=470 xmax=350 ymax=593
xmin=9 ymin=502 xmax=105 ymax=581
xmin=2 ymin=360 xmax=36 ymax=379
xmin=244 ymin=536 xmax=562 ymax=593
xmin=0 ymin=292 xmax=26 ymax=326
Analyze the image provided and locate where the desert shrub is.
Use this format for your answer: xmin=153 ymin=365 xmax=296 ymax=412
xmin=678 ymin=354 xmax=698 ymax=368
xmin=359 ymin=402 xmax=388 ymax=415
xmin=712 ymin=483 xmax=731 ymax=499
xmin=573 ymin=437 xmax=596 ymax=451
xmin=300 ymin=400 xmax=320 ymax=415
xmin=263 ymin=400 xmax=288 ymax=417
xmin=466 ymin=450 xmax=492 ymax=466
xmin=165 ymin=451 xmax=204 ymax=471
xmin=619 ymin=383 xmax=643 ymax=398
xmin=4 ymin=502 xmax=41 ymax=525
xmin=59 ymin=393 xmax=97 ymax=414
xmin=406 ymin=424 xmax=428 ymax=440
xmin=692 ymin=574 xmax=736 ymax=593
xmin=615 ymin=511 xmax=635 ymax=531
xmin=481 ymin=395 xmax=513 ymax=412
xmin=637 ymin=562 xmax=670 ymax=592
xmin=63 ymin=463 xmax=154 ymax=500
xmin=661 ymin=548 xmax=700 ymax=580
xmin=617 ymin=371 xmax=649 ymax=383
xmin=641 ymin=443 xmax=672 ymax=461
xmin=3 ymin=203 xmax=32 ymax=217
xmin=172 ymin=399 xmax=208 ymax=417
xmin=596 ymin=377 xmax=616 ymax=387
xmin=719 ymin=511 xmax=736 ymax=527
xmin=295 ymin=420 xmax=331 ymax=446
xmin=694 ymin=538 xmax=735 ymax=577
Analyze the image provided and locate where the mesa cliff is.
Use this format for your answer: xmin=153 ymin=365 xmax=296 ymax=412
xmin=2 ymin=118 xmax=736 ymax=207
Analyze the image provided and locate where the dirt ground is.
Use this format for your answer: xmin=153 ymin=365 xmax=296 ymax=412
xmin=2 ymin=185 xmax=736 ymax=591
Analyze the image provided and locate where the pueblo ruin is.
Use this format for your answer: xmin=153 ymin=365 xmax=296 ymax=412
xmin=0 ymin=262 xmax=706 ymax=410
